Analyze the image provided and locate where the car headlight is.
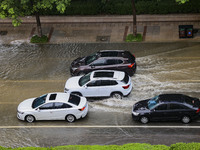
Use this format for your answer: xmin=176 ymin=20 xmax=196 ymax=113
xmin=132 ymin=111 xmax=140 ymax=116
xmin=17 ymin=110 xmax=24 ymax=114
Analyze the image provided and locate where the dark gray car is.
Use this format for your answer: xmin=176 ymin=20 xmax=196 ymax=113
xmin=70 ymin=50 xmax=136 ymax=76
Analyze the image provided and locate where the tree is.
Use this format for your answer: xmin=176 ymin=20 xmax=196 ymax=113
xmin=0 ymin=0 xmax=71 ymax=37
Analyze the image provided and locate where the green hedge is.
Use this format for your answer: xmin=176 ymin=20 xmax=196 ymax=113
xmin=39 ymin=0 xmax=200 ymax=15
xmin=30 ymin=35 xmax=48 ymax=43
xmin=1 ymin=143 xmax=200 ymax=150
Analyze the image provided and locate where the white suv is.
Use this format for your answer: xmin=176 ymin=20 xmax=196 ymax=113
xmin=64 ymin=70 xmax=132 ymax=99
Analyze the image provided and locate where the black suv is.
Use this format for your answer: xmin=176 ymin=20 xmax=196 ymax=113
xmin=70 ymin=50 xmax=136 ymax=76
xmin=132 ymin=94 xmax=200 ymax=124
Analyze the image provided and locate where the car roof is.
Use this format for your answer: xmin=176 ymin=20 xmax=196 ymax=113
xmin=45 ymin=92 xmax=70 ymax=103
xmin=90 ymin=70 xmax=125 ymax=81
xmin=158 ymin=94 xmax=190 ymax=103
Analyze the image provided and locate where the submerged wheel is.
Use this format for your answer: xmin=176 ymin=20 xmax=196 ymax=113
xmin=181 ymin=116 xmax=191 ymax=124
xmin=25 ymin=115 xmax=35 ymax=123
xmin=66 ymin=114 xmax=76 ymax=123
xmin=111 ymin=92 xmax=122 ymax=99
xmin=140 ymin=116 xmax=149 ymax=124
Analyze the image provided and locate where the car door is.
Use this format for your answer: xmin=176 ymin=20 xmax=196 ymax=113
xmin=82 ymin=80 xmax=102 ymax=97
xmin=150 ymin=104 xmax=168 ymax=121
xmin=89 ymin=59 xmax=106 ymax=71
xmin=167 ymin=103 xmax=189 ymax=120
xmin=50 ymin=102 xmax=73 ymax=120
xmin=34 ymin=103 xmax=54 ymax=120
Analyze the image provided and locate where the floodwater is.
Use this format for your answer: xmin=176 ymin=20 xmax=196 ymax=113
xmin=0 ymin=42 xmax=200 ymax=147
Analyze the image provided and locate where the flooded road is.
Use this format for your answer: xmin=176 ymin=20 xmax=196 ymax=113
xmin=0 ymin=42 xmax=200 ymax=147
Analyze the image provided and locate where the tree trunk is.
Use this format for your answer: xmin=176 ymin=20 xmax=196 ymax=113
xmin=35 ymin=12 xmax=42 ymax=37
xmin=132 ymin=0 xmax=137 ymax=36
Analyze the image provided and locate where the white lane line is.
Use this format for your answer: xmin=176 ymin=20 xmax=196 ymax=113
xmin=0 ymin=125 xmax=200 ymax=129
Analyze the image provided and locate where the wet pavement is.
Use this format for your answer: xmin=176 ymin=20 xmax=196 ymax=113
xmin=0 ymin=42 xmax=200 ymax=147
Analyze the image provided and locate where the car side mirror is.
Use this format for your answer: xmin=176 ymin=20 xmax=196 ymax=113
xmin=90 ymin=65 xmax=95 ymax=68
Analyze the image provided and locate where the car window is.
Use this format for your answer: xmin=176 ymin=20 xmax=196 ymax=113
xmin=87 ymin=80 xmax=101 ymax=87
xmin=169 ymin=104 xmax=189 ymax=110
xmin=91 ymin=59 xmax=106 ymax=66
xmin=101 ymin=80 xmax=118 ymax=86
xmin=85 ymin=53 xmax=98 ymax=65
xmin=155 ymin=104 xmax=168 ymax=110
xmin=100 ymin=51 xmax=119 ymax=57
xmin=79 ymin=72 xmax=91 ymax=86
xmin=121 ymin=73 xmax=129 ymax=84
xmin=32 ymin=94 xmax=47 ymax=109
xmin=54 ymin=102 xmax=72 ymax=109
xmin=39 ymin=103 xmax=54 ymax=110
xmin=68 ymin=94 xmax=81 ymax=106
xmin=106 ymin=59 xmax=123 ymax=65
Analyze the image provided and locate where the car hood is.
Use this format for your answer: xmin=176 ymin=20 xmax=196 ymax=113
xmin=65 ymin=76 xmax=82 ymax=89
xmin=133 ymin=99 xmax=149 ymax=111
xmin=18 ymin=98 xmax=35 ymax=112
xmin=71 ymin=57 xmax=85 ymax=68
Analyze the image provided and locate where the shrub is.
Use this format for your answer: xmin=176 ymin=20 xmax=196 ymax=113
xmin=126 ymin=33 xmax=143 ymax=42
xmin=30 ymin=35 xmax=48 ymax=43
xmin=169 ymin=143 xmax=200 ymax=150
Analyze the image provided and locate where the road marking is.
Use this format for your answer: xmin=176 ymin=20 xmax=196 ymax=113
xmin=0 ymin=125 xmax=200 ymax=129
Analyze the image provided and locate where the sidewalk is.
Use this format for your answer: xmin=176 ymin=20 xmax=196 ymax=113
xmin=0 ymin=14 xmax=200 ymax=44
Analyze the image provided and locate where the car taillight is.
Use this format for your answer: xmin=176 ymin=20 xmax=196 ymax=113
xmin=123 ymin=84 xmax=130 ymax=89
xmin=128 ymin=63 xmax=134 ymax=68
xmin=196 ymin=108 xmax=200 ymax=113
xmin=79 ymin=106 xmax=86 ymax=111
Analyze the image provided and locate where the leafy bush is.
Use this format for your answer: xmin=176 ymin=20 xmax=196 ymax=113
xmin=30 ymin=35 xmax=48 ymax=43
xmin=169 ymin=143 xmax=200 ymax=150
xmin=1 ymin=143 xmax=200 ymax=150
xmin=126 ymin=33 xmax=143 ymax=42
xmin=38 ymin=0 xmax=200 ymax=16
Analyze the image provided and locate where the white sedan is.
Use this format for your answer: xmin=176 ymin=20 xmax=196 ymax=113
xmin=64 ymin=70 xmax=132 ymax=99
xmin=17 ymin=92 xmax=88 ymax=123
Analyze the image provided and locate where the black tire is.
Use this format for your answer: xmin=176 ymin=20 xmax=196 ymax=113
xmin=25 ymin=115 xmax=35 ymax=123
xmin=181 ymin=115 xmax=191 ymax=124
xmin=140 ymin=116 xmax=149 ymax=124
xmin=71 ymin=92 xmax=82 ymax=96
xmin=111 ymin=92 xmax=122 ymax=99
xmin=66 ymin=114 xmax=76 ymax=123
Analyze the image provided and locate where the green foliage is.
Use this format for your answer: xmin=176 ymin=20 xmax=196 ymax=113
xmin=0 ymin=143 xmax=200 ymax=150
xmin=176 ymin=0 xmax=189 ymax=4
xmin=30 ymin=35 xmax=48 ymax=43
xmin=0 ymin=0 xmax=71 ymax=27
xmin=43 ymin=0 xmax=199 ymax=15
xmin=169 ymin=143 xmax=200 ymax=150
xmin=126 ymin=34 xmax=143 ymax=42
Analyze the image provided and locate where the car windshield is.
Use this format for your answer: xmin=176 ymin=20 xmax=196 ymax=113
xmin=32 ymin=94 xmax=47 ymax=109
xmin=85 ymin=53 xmax=98 ymax=65
xmin=79 ymin=72 xmax=91 ymax=86
xmin=148 ymin=96 xmax=159 ymax=110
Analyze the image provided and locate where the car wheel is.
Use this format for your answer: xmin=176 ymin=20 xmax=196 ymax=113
xmin=181 ymin=116 xmax=191 ymax=124
xmin=71 ymin=92 xmax=82 ymax=96
xmin=140 ymin=116 xmax=149 ymax=124
xmin=112 ymin=92 xmax=122 ymax=99
xmin=25 ymin=115 xmax=35 ymax=123
xmin=66 ymin=114 xmax=76 ymax=123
